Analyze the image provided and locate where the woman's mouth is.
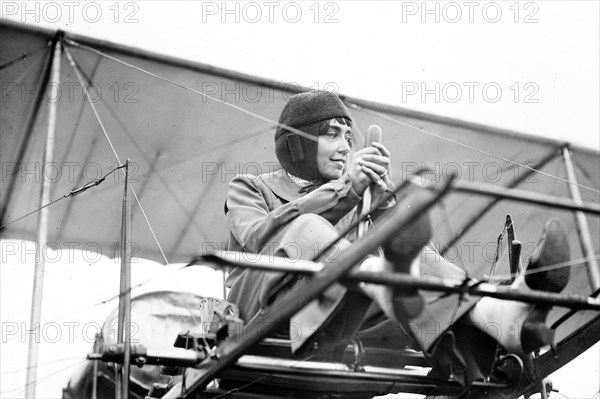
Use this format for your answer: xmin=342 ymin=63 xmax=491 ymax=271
xmin=330 ymin=159 xmax=345 ymax=169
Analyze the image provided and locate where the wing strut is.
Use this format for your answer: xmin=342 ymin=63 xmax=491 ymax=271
xmin=562 ymin=146 xmax=600 ymax=290
xmin=24 ymin=36 xmax=62 ymax=399
xmin=115 ymin=160 xmax=133 ymax=399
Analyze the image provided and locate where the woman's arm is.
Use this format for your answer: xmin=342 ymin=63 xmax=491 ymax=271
xmin=226 ymin=174 xmax=361 ymax=252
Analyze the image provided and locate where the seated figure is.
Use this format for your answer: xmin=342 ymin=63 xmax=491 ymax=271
xmin=223 ymin=90 xmax=570 ymax=386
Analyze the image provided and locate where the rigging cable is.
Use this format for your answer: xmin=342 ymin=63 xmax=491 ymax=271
xmin=0 ymin=357 xmax=86 ymax=376
xmin=61 ymin=38 xmax=600 ymax=196
xmin=357 ymin=107 xmax=600 ymax=195
xmin=63 ymin=42 xmax=216 ymax=353
xmin=63 ymin=38 xmax=319 ymax=144
xmin=489 ymin=254 xmax=600 ymax=283
xmin=0 ymin=360 xmax=87 ymax=397
xmin=0 ymin=42 xmax=49 ymax=71
xmin=0 ymin=164 xmax=125 ymax=230
xmin=62 ymin=43 xmax=170 ymax=266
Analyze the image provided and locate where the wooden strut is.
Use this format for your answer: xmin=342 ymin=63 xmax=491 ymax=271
xmin=562 ymin=146 xmax=600 ymax=291
xmin=428 ymin=178 xmax=600 ymax=215
xmin=198 ymin=253 xmax=600 ymax=312
xmin=24 ymin=38 xmax=61 ymax=399
xmin=116 ymin=160 xmax=132 ymax=399
xmin=162 ymin=180 xmax=453 ymax=398
xmin=441 ymin=147 xmax=560 ymax=256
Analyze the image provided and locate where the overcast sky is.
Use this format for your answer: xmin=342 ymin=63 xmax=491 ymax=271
xmin=2 ymin=0 xmax=599 ymax=150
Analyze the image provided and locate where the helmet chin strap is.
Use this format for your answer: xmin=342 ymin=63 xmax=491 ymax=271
xmin=286 ymin=170 xmax=312 ymax=187
xmin=287 ymin=134 xmax=305 ymax=162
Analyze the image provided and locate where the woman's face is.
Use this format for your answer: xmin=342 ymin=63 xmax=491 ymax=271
xmin=316 ymin=118 xmax=353 ymax=180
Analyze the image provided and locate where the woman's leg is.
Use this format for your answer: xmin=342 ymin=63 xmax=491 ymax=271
xmin=466 ymin=219 xmax=571 ymax=355
xmin=404 ymin=247 xmax=481 ymax=351
xmin=228 ymin=212 xmax=428 ymax=353
xmin=273 ymin=213 xmax=423 ymax=352
xmin=404 ymin=219 xmax=570 ymax=356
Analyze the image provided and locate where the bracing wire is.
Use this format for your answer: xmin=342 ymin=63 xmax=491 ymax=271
xmin=7 ymin=48 xmax=48 ymax=85
xmin=67 ymin=36 xmax=600 ymax=198
xmin=62 ymin=43 xmax=170 ymax=266
xmin=66 ymin=45 xmax=198 ymax=341
xmin=63 ymin=42 xmax=215 ymax=347
xmin=0 ymin=41 xmax=50 ymax=71
xmin=0 ymin=263 xmax=195 ymax=346
xmin=1 ymin=41 xmax=216 ymax=349
xmin=0 ymin=356 xmax=86 ymax=376
xmin=63 ymin=36 xmax=600 ymax=200
xmin=97 ymin=94 xmax=210 ymax=243
xmin=0 ymin=359 xmax=87 ymax=396
xmin=358 ymin=107 xmax=600 ymax=195
xmin=0 ymin=164 xmax=125 ymax=230
xmin=488 ymin=254 xmax=600 ymax=283
xmin=63 ymin=38 xmax=319 ymax=144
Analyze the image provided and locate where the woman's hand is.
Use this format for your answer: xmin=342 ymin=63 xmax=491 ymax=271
xmin=361 ymin=142 xmax=393 ymax=204
xmin=347 ymin=142 xmax=392 ymax=197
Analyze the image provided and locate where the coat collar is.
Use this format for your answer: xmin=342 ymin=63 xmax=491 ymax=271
xmin=259 ymin=169 xmax=308 ymax=202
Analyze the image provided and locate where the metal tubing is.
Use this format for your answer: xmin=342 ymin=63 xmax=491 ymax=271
xmin=441 ymin=148 xmax=559 ymax=255
xmin=89 ymin=345 xmax=205 ymax=368
xmin=429 ymin=178 xmax=600 ymax=215
xmin=562 ymin=147 xmax=600 ymax=290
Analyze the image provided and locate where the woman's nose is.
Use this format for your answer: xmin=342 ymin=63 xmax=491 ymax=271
xmin=338 ymin=137 xmax=351 ymax=153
